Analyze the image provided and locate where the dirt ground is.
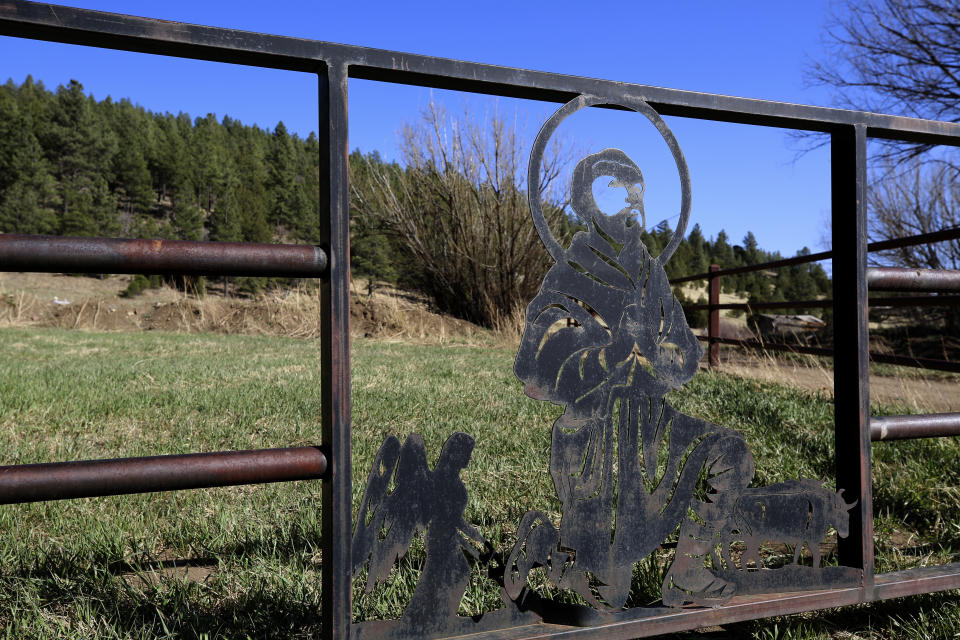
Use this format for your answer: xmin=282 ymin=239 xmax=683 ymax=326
xmin=714 ymin=353 xmax=959 ymax=413
xmin=2 ymin=272 xmax=956 ymax=411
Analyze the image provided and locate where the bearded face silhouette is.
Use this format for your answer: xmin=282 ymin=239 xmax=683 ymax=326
xmin=515 ymin=147 xmax=701 ymax=417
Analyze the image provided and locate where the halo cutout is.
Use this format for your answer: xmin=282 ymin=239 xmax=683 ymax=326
xmin=527 ymin=94 xmax=691 ymax=266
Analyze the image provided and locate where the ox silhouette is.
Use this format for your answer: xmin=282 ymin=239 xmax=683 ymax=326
xmin=722 ymin=479 xmax=857 ymax=570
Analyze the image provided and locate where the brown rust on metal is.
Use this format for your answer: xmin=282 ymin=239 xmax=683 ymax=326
xmin=867 ymin=267 xmax=960 ymax=292
xmin=871 ymin=413 xmax=960 ymax=441
xmin=465 ymin=565 xmax=960 ymax=640
xmin=319 ymin=61 xmax=354 ymax=640
xmin=0 ymin=234 xmax=327 ymax=277
xmin=0 ymin=446 xmax=327 ymax=504
xmin=4 ymin=2 xmax=960 ymax=636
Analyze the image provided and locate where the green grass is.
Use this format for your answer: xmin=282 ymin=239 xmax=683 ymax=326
xmin=1 ymin=327 xmax=959 ymax=638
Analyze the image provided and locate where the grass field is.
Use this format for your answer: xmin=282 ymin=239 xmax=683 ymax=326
xmin=1 ymin=327 xmax=959 ymax=639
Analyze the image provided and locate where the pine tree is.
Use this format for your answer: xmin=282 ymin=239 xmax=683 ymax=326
xmin=50 ymin=80 xmax=119 ymax=236
xmin=711 ymin=230 xmax=735 ymax=266
xmin=267 ymin=121 xmax=311 ymax=241
xmin=108 ymin=99 xmax=155 ymax=219
xmin=686 ymin=224 xmax=709 ymax=276
xmin=0 ymin=129 xmax=59 ymax=234
xmin=173 ymin=199 xmax=204 ymax=241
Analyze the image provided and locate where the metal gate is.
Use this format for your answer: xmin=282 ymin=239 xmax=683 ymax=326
xmin=2 ymin=3 xmax=960 ymax=639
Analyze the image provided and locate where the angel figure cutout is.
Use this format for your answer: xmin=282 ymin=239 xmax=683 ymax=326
xmin=352 ymin=433 xmax=485 ymax=636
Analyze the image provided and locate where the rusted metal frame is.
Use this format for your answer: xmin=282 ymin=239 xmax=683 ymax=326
xmin=0 ymin=234 xmax=327 ymax=277
xmin=6 ymin=1 xmax=960 ymax=634
xmin=831 ymin=123 xmax=874 ymax=591
xmin=707 ymin=264 xmax=720 ymax=367
xmin=871 ymin=413 xmax=960 ymax=441
xmin=318 ymin=60 xmax=352 ymax=640
xmin=5 ymin=2 xmax=960 ymax=142
xmin=0 ymin=0 xmax=325 ymax=72
xmin=871 ymin=563 xmax=960 ymax=600
xmin=867 ymin=267 xmax=960 ymax=291
xmin=468 ymin=564 xmax=960 ymax=640
xmin=0 ymin=447 xmax=327 ymax=504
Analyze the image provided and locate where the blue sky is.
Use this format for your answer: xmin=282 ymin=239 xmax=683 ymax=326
xmin=1 ymin=1 xmax=844 ymax=258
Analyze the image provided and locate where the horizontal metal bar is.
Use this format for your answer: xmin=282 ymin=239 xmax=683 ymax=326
xmin=671 ymin=250 xmax=833 ymax=284
xmin=685 ymin=295 xmax=960 ymax=311
xmin=5 ymin=2 xmax=960 ymax=142
xmin=871 ymin=413 xmax=960 ymax=441
xmin=0 ymin=234 xmax=327 ymax=277
xmin=0 ymin=446 xmax=327 ymax=504
xmin=869 ymin=352 xmax=960 ymax=374
xmin=509 ymin=588 xmax=866 ymax=640
xmin=867 ymin=267 xmax=960 ymax=292
xmin=872 ymin=563 xmax=960 ymax=601
xmin=868 ymin=294 xmax=960 ymax=308
xmin=479 ymin=564 xmax=960 ymax=640
xmin=671 ymin=229 xmax=960 ymax=286
xmin=868 ymin=226 xmax=960 ymax=253
xmin=0 ymin=1 xmax=327 ymax=72
xmin=686 ymin=299 xmax=833 ymax=311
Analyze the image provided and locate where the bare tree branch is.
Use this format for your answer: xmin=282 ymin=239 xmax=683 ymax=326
xmin=349 ymin=102 xmax=574 ymax=329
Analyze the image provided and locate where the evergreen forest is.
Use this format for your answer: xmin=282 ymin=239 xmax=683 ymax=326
xmin=0 ymin=77 xmax=830 ymax=326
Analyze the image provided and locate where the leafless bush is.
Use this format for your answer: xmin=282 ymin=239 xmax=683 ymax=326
xmin=350 ymin=102 xmax=573 ymax=328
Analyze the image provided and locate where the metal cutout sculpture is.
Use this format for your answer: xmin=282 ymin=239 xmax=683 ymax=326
xmin=352 ymin=433 xmax=491 ymax=638
xmin=352 ymin=94 xmax=859 ymax=640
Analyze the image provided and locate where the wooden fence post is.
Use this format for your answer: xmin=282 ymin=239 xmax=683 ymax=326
xmin=708 ymin=263 xmax=721 ymax=368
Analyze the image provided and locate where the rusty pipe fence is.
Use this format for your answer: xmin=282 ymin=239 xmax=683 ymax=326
xmin=671 ymin=228 xmax=960 ymax=445
xmin=2 ymin=2 xmax=960 ymax=638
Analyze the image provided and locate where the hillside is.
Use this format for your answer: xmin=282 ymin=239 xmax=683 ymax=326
xmin=2 ymin=272 xmax=956 ymax=412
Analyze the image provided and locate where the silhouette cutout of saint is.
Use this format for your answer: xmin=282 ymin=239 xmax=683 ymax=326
xmin=510 ymin=143 xmax=755 ymax=608
xmin=352 ymin=95 xmax=859 ymax=634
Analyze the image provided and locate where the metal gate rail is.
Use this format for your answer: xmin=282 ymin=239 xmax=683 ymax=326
xmin=0 ymin=447 xmax=328 ymax=504
xmin=0 ymin=234 xmax=328 ymax=277
xmin=2 ymin=2 xmax=960 ymax=639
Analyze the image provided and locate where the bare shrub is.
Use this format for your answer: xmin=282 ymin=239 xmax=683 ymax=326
xmin=350 ymin=102 xmax=573 ymax=328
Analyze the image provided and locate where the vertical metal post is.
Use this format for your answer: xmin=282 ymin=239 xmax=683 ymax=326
xmin=319 ymin=60 xmax=352 ymax=640
xmin=709 ymin=264 xmax=721 ymax=367
xmin=831 ymin=123 xmax=873 ymax=593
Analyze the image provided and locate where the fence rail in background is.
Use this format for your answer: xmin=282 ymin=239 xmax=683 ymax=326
xmin=2 ymin=2 xmax=960 ymax=639
xmin=671 ymin=226 xmax=960 ymax=285
xmin=673 ymin=227 xmax=960 ymax=373
xmin=674 ymin=228 xmax=960 ymax=446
